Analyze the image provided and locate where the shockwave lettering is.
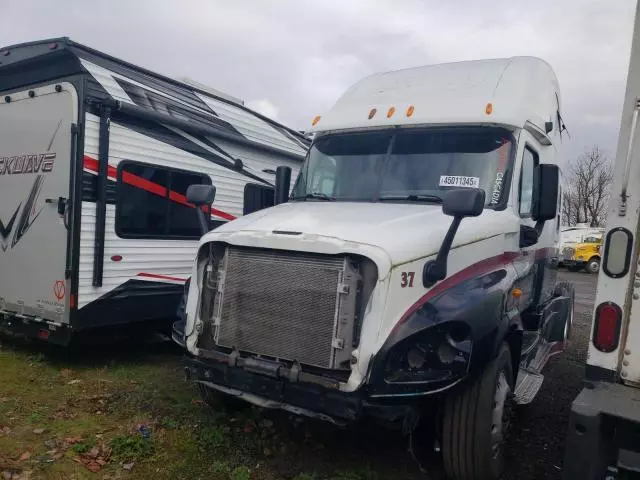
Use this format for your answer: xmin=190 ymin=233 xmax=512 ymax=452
xmin=0 ymin=153 xmax=56 ymax=176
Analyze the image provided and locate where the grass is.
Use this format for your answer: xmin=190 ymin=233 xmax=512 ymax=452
xmin=0 ymin=337 xmax=422 ymax=480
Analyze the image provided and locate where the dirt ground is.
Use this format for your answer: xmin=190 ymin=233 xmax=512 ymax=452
xmin=0 ymin=270 xmax=596 ymax=479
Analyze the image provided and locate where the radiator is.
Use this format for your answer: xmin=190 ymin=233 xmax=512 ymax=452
xmin=214 ymin=247 xmax=359 ymax=369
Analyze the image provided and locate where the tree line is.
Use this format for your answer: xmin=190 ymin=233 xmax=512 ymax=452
xmin=561 ymin=145 xmax=613 ymax=227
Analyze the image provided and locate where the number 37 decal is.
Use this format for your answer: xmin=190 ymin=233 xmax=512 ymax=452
xmin=401 ymin=272 xmax=415 ymax=288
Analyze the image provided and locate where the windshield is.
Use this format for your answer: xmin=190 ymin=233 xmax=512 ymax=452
xmin=291 ymin=127 xmax=514 ymax=206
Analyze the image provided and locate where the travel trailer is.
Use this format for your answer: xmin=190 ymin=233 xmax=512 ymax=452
xmin=0 ymin=38 xmax=308 ymax=345
xmin=183 ymin=56 xmax=574 ymax=480
xmin=564 ymin=1 xmax=640 ymax=477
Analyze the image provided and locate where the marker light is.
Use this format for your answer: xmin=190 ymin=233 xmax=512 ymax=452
xmin=512 ymin=288 xmax=522 ymax=298
xmin=387 ymin=107 xmax=396 ymax=118
xmin=485 ymin=102 xmax=493 ymax=115
xmin=593 ymin=302 xmax=622 ymax=353
xmin=368 ymin=108 xmax=377 ymax=119
xmin=311 ymin=115 xmax=321 ymax=126
xmin=406 ymin=105 xmax=415 ymax=117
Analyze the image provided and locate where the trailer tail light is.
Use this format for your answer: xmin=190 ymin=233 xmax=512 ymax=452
xmin=603 ymin=227 xmax=633 ymax=278
xmin=38 ymin=329 xmax=49 ymax=340
xmin=593 ymin=302 xmax=622 ymax=352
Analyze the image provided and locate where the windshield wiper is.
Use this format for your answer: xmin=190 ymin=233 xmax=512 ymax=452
xmin=294 ymin=192 xmax=336 ymax=201
xmin=379 ymin=194 xmax=443 ymax=203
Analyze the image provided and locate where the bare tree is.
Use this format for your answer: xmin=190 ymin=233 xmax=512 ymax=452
xmin=561 ymin=146 xmax=613 ymax=227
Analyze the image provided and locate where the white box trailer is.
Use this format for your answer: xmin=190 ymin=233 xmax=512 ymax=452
xmin=0 ymin=38 xmax=308 ymax=345
xmin=563 ymin=2 xmax=640 ymax=477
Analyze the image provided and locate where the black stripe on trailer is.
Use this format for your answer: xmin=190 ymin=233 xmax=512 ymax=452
xmin=92 ymin=105 xmax=110 ymax=287
xmin=74 ymin=279 xmax=183 ymax=331
xmin=113 ymin=77 xmax=246 ymax=140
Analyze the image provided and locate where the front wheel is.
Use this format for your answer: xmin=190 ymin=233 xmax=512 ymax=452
xmin=586 ymin=257 xmax=600 ymax=274
xmin=442 ymin=343 xmax=513 ymax=480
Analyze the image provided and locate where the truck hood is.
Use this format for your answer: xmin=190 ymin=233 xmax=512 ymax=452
xmin=205 ymin=201 xmax=517 ymax=267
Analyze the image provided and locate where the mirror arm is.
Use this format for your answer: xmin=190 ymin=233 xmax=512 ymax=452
xmin=423 ymin=216 xmax=462 ymax=288
xmin=196 ymin=206 xmax=210 ymax=236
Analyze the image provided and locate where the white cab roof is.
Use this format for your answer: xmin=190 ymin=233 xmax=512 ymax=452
xmin=309 ymin=56 xmax=561 ymax=137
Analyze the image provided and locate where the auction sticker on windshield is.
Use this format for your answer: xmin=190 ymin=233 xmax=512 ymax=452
xmin=439 ymin=175 xmax=480 ymax=188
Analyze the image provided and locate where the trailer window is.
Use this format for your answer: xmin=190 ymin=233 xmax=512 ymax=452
xmin=116 ymin=162 xmax=212 ymax=239
xmin=244 ymin=184 xmax=274 ymax=215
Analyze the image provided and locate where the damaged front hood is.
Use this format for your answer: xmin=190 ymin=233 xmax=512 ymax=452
xmin=203 ymin=201 xmax=515 ymax=269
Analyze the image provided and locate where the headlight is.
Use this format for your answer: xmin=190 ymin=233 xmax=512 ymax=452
xmin=384 ymin=322 xmax=472 ymax=384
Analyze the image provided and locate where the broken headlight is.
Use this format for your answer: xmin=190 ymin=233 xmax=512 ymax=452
xmin=383 ymin=322 xmax=472 ymax=384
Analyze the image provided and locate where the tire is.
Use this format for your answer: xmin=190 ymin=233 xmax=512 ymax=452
xmin=197 ymin=382 xmax=249 ymax=413
xmin=552 ymin=281 xmax=575 ymax=342
xmin=442 ymin=343 xmax=513 ymax=480
xmin=586 ymin=257 xmax=600 ymax=274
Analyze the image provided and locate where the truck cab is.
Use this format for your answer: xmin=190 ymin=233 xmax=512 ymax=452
xmin=183 ymin=57 xmax=575 ymax=480
xmin=564 ymin=233 xmax=603 ymax=273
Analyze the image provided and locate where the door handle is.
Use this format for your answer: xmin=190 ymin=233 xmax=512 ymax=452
xmin=46 ymin=197 xmax=68 ymax=216
xmin=45 ymin=197 xmax=70 ymax=229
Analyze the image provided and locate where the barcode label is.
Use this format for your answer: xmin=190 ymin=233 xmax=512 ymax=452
xmin=439 ymin=175 xmax=480 ymax=188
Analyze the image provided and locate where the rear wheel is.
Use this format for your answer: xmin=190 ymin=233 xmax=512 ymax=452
xmin=442 ymin=343 xmax=513 ymax=480
xmin=552 ymin=281 xmax=575 ymax=342
xmin=586 ymin=257 xmax=600 ymax=274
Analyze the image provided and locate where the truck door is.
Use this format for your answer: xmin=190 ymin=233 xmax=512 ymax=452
xmin=0 ymin=83 xmax=77 ymax=324
xmin=511 ymin=135 xmax=540 ymax=309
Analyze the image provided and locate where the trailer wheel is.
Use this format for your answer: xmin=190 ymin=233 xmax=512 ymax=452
xmin=197 ymin=382 xmax=249 ymax=413
xmin=442 ymin=343 xmax=513 ymax=480
xmin=586 ymin=257 xmax=600 ymax=274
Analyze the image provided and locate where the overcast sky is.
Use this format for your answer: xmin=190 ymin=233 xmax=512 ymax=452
xmin=2 ymin=0 xmax=636 ymax=162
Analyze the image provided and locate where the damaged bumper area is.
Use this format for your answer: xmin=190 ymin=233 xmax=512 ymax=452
xmin=184 ymin=353 xmax=420 ymax=427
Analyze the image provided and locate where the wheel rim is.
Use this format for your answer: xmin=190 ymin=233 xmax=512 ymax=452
xmin=589 ymin=260 xmax=600 ymax=273
xmin=491 ymin=371 xmax=512 ymax=459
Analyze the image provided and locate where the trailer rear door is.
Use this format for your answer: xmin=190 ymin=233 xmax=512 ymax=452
xmin=0 ymin=83 xmax=77 ymax=324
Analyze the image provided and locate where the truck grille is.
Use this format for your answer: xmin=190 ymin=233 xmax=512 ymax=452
xmin=562 ymin=247 xmax=575 ymax=260
xmin=215 ymin=247 xmax=349 ymax=369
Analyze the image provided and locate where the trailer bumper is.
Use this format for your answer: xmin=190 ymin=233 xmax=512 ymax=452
xmin=563 ymin=381 xmax=640 ymax=479
xmin=0 ymin=314 xmax=72 ymax=345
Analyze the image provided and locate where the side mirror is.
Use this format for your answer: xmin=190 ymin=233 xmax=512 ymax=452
xmin=532 ymin=164 xmax=559 ymax=222
xmin=186 ymin=184 xmax=216 ymax=235
xmin=442 ymin=188 xmax=485 ymax=218
xmin=275 ymin=166 xmax=292 ymax=205
xmin=423 ymin=188 xmax=485 ymax=287
xmin=187 ymin=184 xmax=216 ymax=206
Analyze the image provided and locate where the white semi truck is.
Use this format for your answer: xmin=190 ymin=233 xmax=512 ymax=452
xmin=563 ymin=2 xmax=640 ymax=477
xmin=183 ymin=57 xmax=575 ymax=480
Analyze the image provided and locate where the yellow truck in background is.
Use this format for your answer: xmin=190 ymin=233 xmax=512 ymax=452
xmin=563 ymin=234 xmax=602 ymax=273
